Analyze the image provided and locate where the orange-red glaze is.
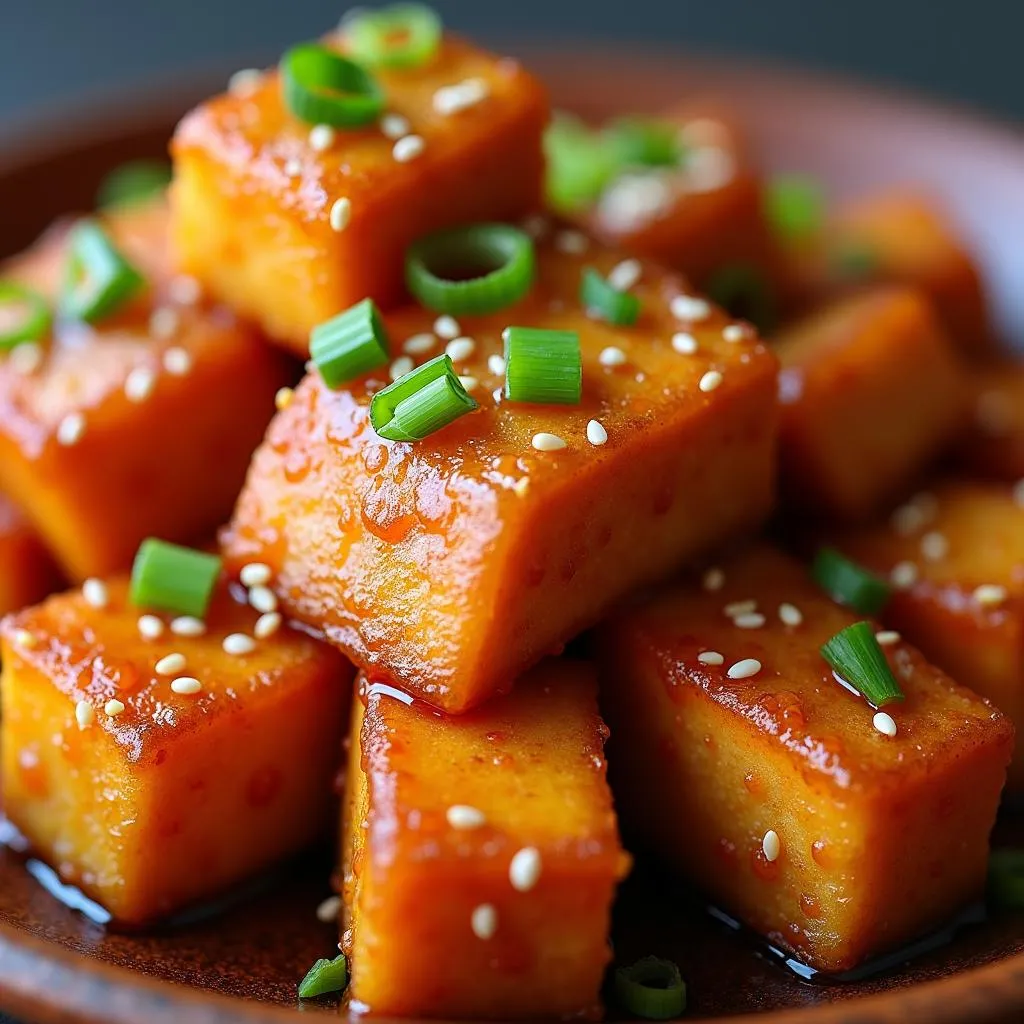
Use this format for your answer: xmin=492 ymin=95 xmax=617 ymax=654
xmin=0 ymin=492 xmax=61 ymax=617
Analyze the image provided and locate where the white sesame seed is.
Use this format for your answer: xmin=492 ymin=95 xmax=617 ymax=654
xmin=56 ymin=412 xmax=85 ymax=447
xmin=170 ymin=676 xmax=202 ymax=696
xmin=162 ymin=346 xmax=192 ymax=376
xmin=275 ymin=386 xmax=295 ymax=412
xmin=875 ymin=630 xmax=901 ymax=646
xmin=445 ymin=336 xmax=475 ymax=362
xmin=890 ymin=561 xmax=918 ymax=589
xmin=586 ymin=420 xmax=608 ymax=446
xmin=138 ymin=615 xmax=164 ymax=640
xmin=283 ymin=157 xmax=303 ymax=177
xmin=228 ymin=68 xmax=262 ymax=96
xmin=723 ymin=324 xmax=747 ymax=343
xmin=671 ymin=295 xmax=711 ymax=322
xmin=890 ymin=496 xmax=935 ymax=536
xmin=762 ymin=829 xmax=780 ymax=862
xmin=487 ymin=353 xmax=506 ymax=376
xmin=671 ymin=332 xmax=698 ymax=355
xmin=81 ymin=578 xmax=108 ymax=609
xmin=433 ymin=77 xmax=489 ymax=115
xmin=149 ymin=306 xmax=179 ymax=340
xmin=168 ymin=275 xmax=201 ymax=306
xmin=75 ymin=700 xmax=94 ymax=731
xmin=124 ymin=366 xmax=156 ymax=403
xmin=434 ymin=316 xmax=460 ymax=340
xmin=223 ymin=633 xmax=256 ymax=656
xmin=1014 ymin=479 xmax=1024 ymax=509
xmin=240 ymin=563 xmax=272 ymax=588
xmin=104 ymin=699 xmax=125 ymax=717
xmin=724 ymin=599 xmax=757 ymax=617
xmin=379 ymin=113 xmax=411 ymax=139
xmin=607 ymin=258 xmax=642 ymax=292
xmin=9 ymin=342 xmax=43 ymax=375
xmin=329 ymin=197 xmax=352 ymax=232
xmin=513 ymin=477 xmax=530 ymax=498
xmin=389 ymin=356 xmax=414 ymax=381
xmin=404 ymin=332 xmax=436 ymax=355
xmin=170 ymin=616 xmax=206 ymax=637
xmin=309 ymin=124 xmax=336 ymax=152
xmin=470 ymin=904 xmax=498 ymax=940
xmin=733 ymin=612 xmax=766 ymax=629
xmin=12 ymin=628 xmax=36 ymax=649
xmin=446 ymin=805 xmax=486 ymax=829
xmin=779 ymin=603 xmax=803 ymax=627
xmin=249 ymin=586 xmax=278 ymax=614
xmin=597 ymin=171 xmax=674 ymax=233
xmin=521 ymin=213 xmax=548 ymax=239
xmin=393 ymin=134 xmax=425 ymax=162
xmin=458 ymin=375 xmax=478 ymax=391
xmin=554 ymin=229 xmax=589 ymax=255
xmin=703 ymin=568 xmax=725 ymax=592
xmin=727 ymin=658 xmax=762 ymax=680
xmin=254 ymin=612 xmax=282 ymax=639
xmin=509 ymin=847 xmax=542 ymax=892
xmin=531 ymin=432 xmax=566 ymax=452
xmin=920 ymin=531 xmax=949 ymax=562
xmin=698 ymin=651 xmax=724 ymax=666
xmin=155 ymin=652 xmax=187 ymax=676
xmin=316 ymin=895 xmax=341 ymax=923
xmin=685 ymin=145 xmax=735 ymax=193
xmin=873 ymin=711 xmax=897 ymax=737
xmin=599 ymin=346 xmax=627 ymax=367
xmin=974 ymin=584 xmax=1008 ymax=608
xmin=699 ymin=370 xmax=723 ymax=393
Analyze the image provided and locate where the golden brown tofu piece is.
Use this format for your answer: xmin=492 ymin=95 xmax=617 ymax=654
xmin=341 ymin=661 xmax=629 ymax=1019
xmin=826 ymin=478 xmax=1024 ymax=788
xmin=776 ymin=287 xmax=966 ymax=522
xmin=0 ymin=199 xmax=293 ymax=581
xmin=223 ymin=235 xmax=779 ymax=712
xmin=958 ymin=361 xmax=1024 ymax=481
xmin=1 ymin=578 xmax=351 ymax=924
xmin=172 ymin=35 xmax=547 ymax=353
xmin=597 ymin=545 xmax=1012 ymax=973
xmin=0 ymin=492 xmax=61 ymax=617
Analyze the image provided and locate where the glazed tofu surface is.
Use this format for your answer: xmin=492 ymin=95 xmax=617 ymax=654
xmin=0 ymin=492 xmax=61 ymax=617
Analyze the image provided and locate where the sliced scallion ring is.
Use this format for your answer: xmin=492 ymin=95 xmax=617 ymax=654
xmin=0 ymin=282 xmax=51 ymax=351
xmin=812 ymin=547 xmax=891 ymax=615
xmin=310 ymin=298 xmax=389 ymax=388
xmin=298 ymin=953 xmax=348 ymax=999
xmin=604 ymin=117 xmax=683 ymax=169
xmin=820 ymin=621 xmax=904 ymax=708
xmin=405 ymin=224 xmax=535 ymax=316
xmin=345 ymin=3 xmax=442 ymax=70
xmin=503 ymin=326 xmax=581 ymax=405
xmin=97 ymin=160 xmax=172 ymax=209
xmin=281 ymin=43 xmax=385 ymax=127
xmin=59 ymin=219 xmax=145 ymax=324
xmin=614 ymin=957 xmax=687 ymax=1020
xmin=130 ymin=538 xmax=222 ymax=619
xmin=544 ymin=112 xmax=619 ymax=214
xmin=765 ymin=175 xmax=824 ymax=242
xmin=580 ymin=266 xmax=640 ymax=326
xmin=369 ymin=353 xmax=477 ymax=441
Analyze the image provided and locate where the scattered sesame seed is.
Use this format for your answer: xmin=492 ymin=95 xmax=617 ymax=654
xmin=433 ymin=77 xmax=489 ymax=115
xmin=586 ymin=420 xmax=608 ymax=446
xmin=254 ymin=612 xmax=282 ymax=639
xmin=890 ymin=561 xmax=918 ymax=589
xmin=434 ymin=316 xmax=460 ymax=340
xmin=509 ymin=847 xmax=542 ymax=892
xmin=761 ymin=829 xmax=780 ymax=862
xmin=170 ymin=616 xmax=206 ymax=637
xmin=487 ymin=353 xmax=506 ymax=376
xmin=531 ymin=432 xmax=566 ymax=452
xmin=554 ymin=229 xmax=589 ymax=255
xmin=470 ymin=903 xmax=498 ymax=940
xmin=446 ymin=805 xmax=486 ymax=829
xmin=316 ymin=895 xmax=342 ymax=923
xmin=393 ymin=134 xmax=425 ymax=162
xmin=722 ymin=324 xmax=747 ymax=343
xmin=779 ymin=603 xmax=803 ymax=627
xmin=329 ymin=197 xmax=352 ymax=232
xmin=873 ymin=711 xmax=898 ymax=737
xmin=698 ymin=650 xmax=724 ymax=666
xmin=9 ymin=342 xmax=43 ymax=375
xmin=445 ymin=336 xmax=475 ymax=362
xmin=138 ymin=615 xmax=164 ymax=641
xmin=283 ymin=156 xmax=303 ymax=177
xmin=699 ymin=370 xmax=723 ymax=393
xmin=599 ymin=346 xmax=627 ymax=367
xmin=671 ymin=332 xmax=698 ymax=354
xmin=733 ymin=612 xmax=766 ymax=629
xmin=149 ymin=306 xmax=179 ymax=340
xmin=223 ymin=633 xmax=256 ymax=656
xmin=309 ymin=124 xmax=336 ymax=152
xmin=155 ymin=652 xmax=187 ymax=676
xmin=168 ymin=275 xmax=202 ymax=305
xmin=389 ymin=356 xmax=414 ymax=381
xmin=671 ymin=295 xmax=711 ymax=322
xmin=379 ymin=113 xmax=411 ymax=139
xmin=75 ymin=700 xmax=94 ymax=731
xmin=607 ymin=258 xmax=642 ymax=292
xmin=597 ymin=171 xmax=673 ymax=233
xmin=974 ymin=583 xmax=1008 ymax=607
xmin=920 ymin=530 xmax=949 ymax=562
xmin=521 ymin=213 xmax=548 ymax=239
xmin=875 ymin=630 xmax=901 ymax=645
xmin=249 ymin=586 xmax=278 ymax=614
xmin=163 ymin=346 xmax=192 ymax=376
xmin=81 ymin=578 xmax=108 ymax=609
xmin=240 ymin=562 xmax=272 ymax=588
xmin=56 ymin=412 xmax=85 ymax=447
xmin=404 ymin=332 xmax=436 ymax=355
xmin=703 ymin=568 xmax=725 ymax=592
xmin=727 ymin=658 xmax=762 ymax=680
xmin=12 ymin=628 xmax=36 ymax=649
xmin=275 ymin=386 xmax=294 ymax=411
xmin=1015 ymin=478 xmax=1024 ymax=509
xmin=513 ymin=477 xmax=530 ymax=498
xmin=458 ymin=375 xmax=478 ymax=391
xmin=228 ymin=68 xmax=262 ymax=96
xmin=104 ymin=699 xmax=125 ymax=717
xmin=685 ymin=145 xmax=735 ymax=193
xmin=724 ymin=599 xmax=757 ymax=617
xmin=124 ymin=366 xmax=156 ymax=403
xmin=170 ymin=676 xmax=202 ymax=696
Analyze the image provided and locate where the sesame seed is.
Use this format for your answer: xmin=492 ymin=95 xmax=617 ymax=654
xmin=223 ymin=633 xmax=256 ymax=656
xmin=890 ymin=493 xmax=937 ymax=535
xmin=890 ymin=561 xmax=918 ymax=589
xmin=521 ymin=213 xmax=548 ymax=239
xmin=434 ymin=316 xmax=460 ymax=340
xmin=671 ymin=295 xmax=711 ymax=322
xmin=509 ymin=847 xmax=542 ymax=892
xmin=170 ymin=676 xmax=202 ymax=696
xmin=104 ymin=699 xmax=125 ymax=717
xmin=283 ymin=157 xmax=303 ymax=177
xmin=228 ymin=68 xmax=262 ymax=96
xmin=671 ymin=332 xmax=698 ymax=355
xmin=554 ymin=229 xmax=589 ymax=255
xmin=699 ymin=370 xmax=723 ymax=393
xmin=875 ymin=630 xmax=901 ymax=645
xmin=379 ymin=113 xmax=411 ymax=139
xmin=597 ymin=171 xmax=673 ymax=233
xmin=873 ymin=711 xmax=898 ymax=737
xmin=487 ymin=353 xmax=506 ymax=376
xmin=9 ymin=342 xmax=43 ymax=375
xmin=309 ymin=124 xmax=336 ymax=151
xmin=170 ymin=616 xmax=206 ymax=637
xmin=433 ymin=77 xmax=489 ymax=115
xmin=168 ymin=275 xmax=201 ymax=305
xmin=532 ymin=432 xmax=566 ymax=452
xmin=920 ymin=530 xmax=949 ymax=562
xmin=274 ymin=387 xmax=294 ymax=411
xmin=240 ymin=563 xmax=272 ymax=588
xmin=470 ymin=903 xmax=498 ymax=940
xmin=703 ymin=568 xmax=725 ymax=592
xmin=458 ymin=375 xmax=478 ymax=391
xmin=586 ymin=420 xmax=608 ymax=446
xmin=724 ymin=599 xmax=757 ymax=617
xmin=599 ymin=346 xmax=627 ymax=367
xmin=404 ymin=332 xmax=436 ymax=355
xmin=162 ymin=346 xmax=192 ymax=376
xmin=149 ymin=306 xmax=179 ymax=340
xmin=138 ymin=615 xmax=164 ymax=641
xmin=607 ymin=258 xmax=642 ymax=292
xmin=12 ymin=628 xmax=36 ymax=649
xmin=75 ymin=700 xmax=94 ymax=731
xmin=445 ymin=336 xmax=475 ymax=362
xmin=82 ymin=578 xmax=108 ymax=609
xmin=723 ymin=324 xmax=747 ymax=343
xmin=733 ymin=612 xmax=766 ymax=629
xmin=727 ymin=658 xmax=762 ymax=680
xmin=124 ymin=366 xmax=156 ymax=403
xmin=685 ymin=145 xmax=735 ymax=193
xmin=254 ymin=612 xmax=282 ymax=639
xmin=316 ymin=895 xmax=341 ymax=923
xmin=329 ymin=197 xmax=352 ymax=232
xmin=776 ymin=603 xmax=802 ymax=627
xmin=698 ymin=651 xmax=724 ymax=666
xmin=249 ymin=586 xmax=278 ymax=614
xmin=56 ymin=412 xmax=85 ymax=447
xmin=1014 ymin=479 xmax=1024 ymax=508
xmin=974 ymin=584 xmax=1008 ymax=607
xmin=761 ymin=829 xmax=780 ymax=862
xmin=513 ymin=477 xmax=530 ymax=498
xmin=155 ymin=653 xmax=187 ymax=675
xmin=389 ymin=356 xmax=414 ymax=381
xmin=446 ymin=805 xmax=486 ymax=829
xmin=393 ymin=134 xmax=425 ymax=162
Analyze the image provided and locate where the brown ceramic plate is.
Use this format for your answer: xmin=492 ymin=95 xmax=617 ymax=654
xmin=2 ymin=46 xmax=1024 ymax=1024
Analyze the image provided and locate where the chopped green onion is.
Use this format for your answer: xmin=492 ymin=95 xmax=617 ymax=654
xmin=820 ymin=621 xmax=904 ymax=707
xmin=0 ymin=282 xmax=50 ymax=351
xmin=614 ymin=957 xmax=687 ymax=1020
xmin=405 ymin=224 xmax=535 ymax=316
xmin=59 ymin=220 xmax=145 ymax=324
xmin=989 ymin=849 xmax=1024 ymax=909
xmin=281 ymin=43 xmax=384 ymax=127
xmin=298 ymin=953 xmax=348 ymax=999
xmin=370 ymin=353 xmax=477 ymax=441
xmin=604 ymin=117 xmax=683 ymax=169
xmin=580 ymin=267 xmax=640 ymax=326
xmin=765 ymin=175 xmax=824 ymax=242
xmin=130 ymin=539 xmax=222 ymax=619
xmin=832 ymin=243 xmax=879 ymax=281
xmin=812 ymin=547 xmax=891 ymax=615
xmin=705 ymin=264 xmax=777 ymax=335
xmin=310 ymin=299 xmax=389 ymax=388
xmin=97 ymin=160 xmax=172 ymax=209
xmin=544 ymin=112 xmax=619 ymax=214
xmin=345 ymin=3 xmax=442 ymax=70
xmin=503 ymin=327 xmax=581 ymax=405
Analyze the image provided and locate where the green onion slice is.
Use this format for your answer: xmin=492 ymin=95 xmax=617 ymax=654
xmin=580 ymin=267 xmax=641 ymax=326
xmin=614 ymin=957 xmax=687 ymax=1020
xmin=989 ymin=849 xmax=1024 ymax=909
xmin=130 ymin=538 xmax=222 ymax=619
xmin=604 ymin=117 xmax=683 ymax=169
xmin=765 ymin=175 xmax=824 ymax=242
xmin=58 ymin=220 xmax=145 ymax=324
xmin=298 ymin=953 xmax=348 ymax=999
xmin=812 ymin=547 xmax=891 ymax=615
xmin=544 ymin=112 xmax=619 ymax=215
xmin=369 ymin=353 xmax=477 ymax=441
xmin=706 ymin=264 xmax=777 ymax=335
xmin=503 ymin=327 xmax=582 ymax=405
xmin=281 ymin=43 xmax=384 ymax=127
xmin=821 ymin=621 xmax=904 ymax=708
xmin=405 ymin=224 xmax=535 ymax=316
xmin=97 ymin=160 xmax=172 ymax=209
xmin=832 ymin=242 xmax=879 ymax=281
xmin=0 ymin=282 xmax=51 ymax=351
xmin=310 ymin=298 xmax=389 ymax=388
xmin=345 ymin=3 xmax=442 ymax=70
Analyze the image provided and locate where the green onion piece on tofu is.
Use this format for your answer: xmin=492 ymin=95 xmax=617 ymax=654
xmin=705 ymin=264 xmax=777 ymax=335
xmin=821 ymin=621 xmax=904 ymax=708
xmin=405 ymin=224 xmax=535 ymax=316
xmin=280 ymin=43 xmax=384 ymax=127
xmin=544 ymin=112 xmax=620 ymax=214
xmin=614 ymin=957 xmax=687 ymax=1020
xmin=369 ymin=353 xmax=477 ymax=442
xmin=580 ymin=266 xmax=641 ymax=326
xmin=765 ymin=175 xmax=824 ymax=242
xmin=0 ymin=281 xmax=51 ymax=351
xmin=989 ymin=849 xmax=1024 ymax=909
xmin=298 ymin=953 xmax=348 ymax=999
xmin=59 ymin=219 xmax=145 ymax=324
xmin=812 ymin=547 xmax=891 ymax=615
xmin=503 ymin=326 xmax=582 ymax=405
xmin=604 ymin=117 xmax=683 ymax=169
xmin=310 ymin=299 xmax=389 ymax=388
xmin=831 ymin=242 xmax=879 ymax=281
xmin=130 ymin=539 xmax=222 ymax=619
xmin=97 ymin=160 xmax=172 ymax=209
xmin=345 ymin=3 xmax=442 ymax=70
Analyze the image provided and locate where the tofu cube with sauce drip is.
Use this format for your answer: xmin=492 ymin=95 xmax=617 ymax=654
xmin=223 ymin=235 xmax=779 ymax=713
xmin=340 ymin=661 xmax=629 ymax=1018
xmin=596 ymin=544 xmax=1012 ymax=973
xmin=0 ymin=492 xmax=61 ymax=617
xmin=0 ymin=577 xmax=352 ymax=925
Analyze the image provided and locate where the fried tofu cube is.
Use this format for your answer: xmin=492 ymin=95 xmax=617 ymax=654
xmin=223 ymin=237 xmax=779 ymax=712
xmin=0 ymin=578 xmax=351 ymax=924
xmin=341 ymin=661 xmax=629 ymax=1019
xmin=776 ymin=287 xmax=966 ymax=521
xmin=171 ymin=36 xmax=547 ymax=353
xmin=597 ymin=544 xmax=1012 ymax=973
xmin=958 ymin=361 xmax=1024 ymax=480
xmin=0 ymin=493 xmax=61 ymax=617
xmin=826 ymin=478 xmax=1024 ymax=788
xmin=0 ymin=199 xmax=293 ymax=581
